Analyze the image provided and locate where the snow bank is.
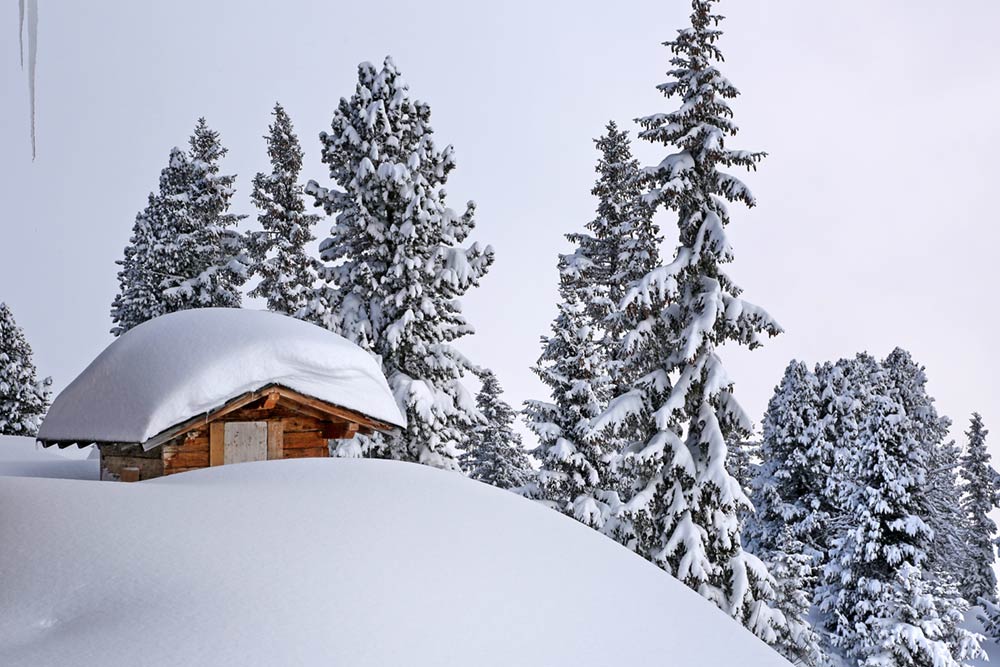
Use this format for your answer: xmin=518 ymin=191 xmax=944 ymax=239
xmin=0 ymin=435 xmax=98 ymax=480
xmin=38 ymin=308 xmax=406 ymax=447
xmin=0 ymin=459 xmax=788 ymax=666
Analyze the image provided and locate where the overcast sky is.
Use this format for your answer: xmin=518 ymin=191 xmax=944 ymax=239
xmin=2 ymin=0 xmax=999 ymax=451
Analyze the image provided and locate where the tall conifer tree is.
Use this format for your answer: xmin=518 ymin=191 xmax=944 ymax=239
xmin=169 ymin=118 xmax=247 ymax=310
xmin=748 ymin=361 xmax=830 ymax=560
xmin=0 ymin=302 xmax=50 ymax=436
xmin=525 ymin=122 xmax=657 ymax=530
xmin=111 ymin=119 xmax=246 ymax=335
xmin=594 ymin=0 xmax=784 ymax=642
xmin=960 ymin=412 xmax=998 ymax=605
xmin=566 ymin=121 xmax=660 ymax=394
xmin=818 ymin=354 xmax=982 ymax=666
xmin=746 ymin=361 xmax=827 ymax=665
xmin=247 ymin=103 xmax=320 ymax=316
xmin=304 ymin=57 xmax=493 ymax=471
xmin=883 ymin=349 xmax=967 ymax=591
xmin=524 ymin=253 xmax=614 ymax=528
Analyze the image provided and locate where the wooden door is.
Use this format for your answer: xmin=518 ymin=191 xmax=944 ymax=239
xmin=224 ymin=422 xmax=267 ymax=465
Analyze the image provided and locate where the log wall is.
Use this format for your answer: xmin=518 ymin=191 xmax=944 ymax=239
xmin=99 ymin=443 xmax=164 ymax=481
xmin=280 ymin=417 xmax=328 ymax=459
xmin=163 ymin=432 xmax=210 ymax=476
xmin=158 ymin=415 xmax=334 ymax=477
xmin=99 ymin=413 xmax=351 ymax=480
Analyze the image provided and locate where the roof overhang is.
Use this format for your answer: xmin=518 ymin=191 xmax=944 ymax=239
xmin=38 ymin=384 xmax=400 ymax=451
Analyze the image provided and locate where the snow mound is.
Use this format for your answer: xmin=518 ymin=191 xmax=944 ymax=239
xmin=38 ymin=308 xmax=406 ymax=447
xmin=0 ymin=436 xmax=98 ymax=480
xmin=0 ymin=459 xmax=788 ymax=666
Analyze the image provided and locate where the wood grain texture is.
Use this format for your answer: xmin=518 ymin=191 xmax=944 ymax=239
xmin=209 ymin=422 xmax=225 ymax=467
xmin=267 ymin=421 xmax=284 ymax=460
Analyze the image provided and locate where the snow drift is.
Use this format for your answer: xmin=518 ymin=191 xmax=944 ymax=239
xmin=0 ymin=459 xmax=788 ymax=666
xmin=38 ymin=308 xmax=406 ymax=447
xmin=0 ymin=435 xmax=97 ymax=480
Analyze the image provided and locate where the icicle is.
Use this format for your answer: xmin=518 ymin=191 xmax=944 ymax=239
xmin=18 ymin=0 xmax=24 ymax=68
xmin=16 ymin=0 xmax=38 ymax=157
xmin=27 ymin=0 xmax=37 ymax=158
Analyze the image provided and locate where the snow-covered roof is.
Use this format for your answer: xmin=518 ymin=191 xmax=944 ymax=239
xmin=38 ymin=308 xmax=406 ymax=446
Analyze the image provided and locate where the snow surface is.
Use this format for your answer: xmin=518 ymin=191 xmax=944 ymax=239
xmin=0 ymin=435 xmax=98 ymax=480
xmin=38 ymin=308 xmax=406 ymax=447
xmin=0 ymin=458 xmax=789 ymax=666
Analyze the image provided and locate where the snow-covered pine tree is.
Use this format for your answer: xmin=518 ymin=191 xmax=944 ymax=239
xmin=959 ymin=412 xmax=998 ymax=605
xmin=810 ymin=356 xmax=867 ymax=552
xmin=746 ymin=361 xmax=826 ymax=665
xmin=111 ymin=149 xmax=191 ymax=335
xmin=463 ymin=369 xmax=532 ymax=489
xmin=529 ymin=122 xmax=660 ymax=533
xmin=747 ymin=361 xmax=830 ymax=560
xmin=594 ymin=0 xmax=784 ymax=641
xmin=304 ymin=57 xmax=493 ymax=471
xmin=524 ymin=253 xmax=614 ymax=529
xmin=247 ymin=103 xmax=320 ymax=316
xmin=765 ymin=527 xmax=823 ymax=666
xmin=0 ymin=302 xmax=50 ymax=436
xmin=110 ymin=191 xmax=167 ymax=335
xmin=819 ymin=354 xmax=982 ymax=666
xmin=924 ymin=436 xmax=967 ymax=579
xmin=566 ymin=120 xmax=661 ymax=393
xmin=169 ymin=118 xmax=247 ymax=311
xmin=883 ymin=349 xmax=967 ymax=590
xmin=111 ymin=119 xmax=246 ymax=335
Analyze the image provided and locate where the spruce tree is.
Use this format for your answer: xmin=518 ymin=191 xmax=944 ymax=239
xmin=111 ymin=119 xmax=246 ymax=335
xmin=924 ymin=437 xmax=967 ymax=581
xmin=959 ymin=412 xmax=998 ymax=605
xmin=819 ymin=354 xmax=982 ymax=666
xmin=596 ymin=0 xmax=784 ymax=641
xmin=172 ymin=118 xmax=247 ymax=311
xmin=566 ymin=120 xmax=660 ymax=394
xmin=765 ymin=527 xmax=823 ymax=666
xmin=747 ymin=361 xmax=826 ymax=665
xmin=111 ymin=150 xmax=188 ymax=334
xmin=524 ymin=254 xmax=614 ymax=529
xmin=882 ymin=348 xmax=967 ymax=589
xmin=304 ymin=57 xmax=493 ymax=471
xmin=247 ymin=103 xmax=320 ymax=316
xmin=529 ymin=122 xmax=660 ymax=533
xmin=463 ymin=369 xmax=532 ymax=489
xmin=0 ymin=302 xmax=50 ymax=436
xmin=748 ymin=360 xmax=831 ymax=561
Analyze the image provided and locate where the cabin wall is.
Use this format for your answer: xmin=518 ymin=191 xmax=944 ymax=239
xmin=159 ymin=415 xmax=333 ymax=477
xmin=163 ymin=433 xmax=210 ymax=475
xmin=279 ymin=416 xmax=329 ymax=460
xmin=98 ymin=443 xmax=163 ymax=481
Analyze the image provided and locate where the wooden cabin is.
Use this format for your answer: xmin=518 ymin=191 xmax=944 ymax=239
xmin=36 ymin=308 xmax=407 ymax=481
xmin=88 ymin=385 xmax=395 ymax=481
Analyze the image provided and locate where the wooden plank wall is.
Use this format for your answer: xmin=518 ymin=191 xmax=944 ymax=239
xmin=160 ymin=415 xmax=334 ymax=476
xmin=163 ymin=432 xmax=210 ymax=475
xmin=99 ymin=444 xmax=164 ymax=481
xmin=279 ymin=416 xmax=329 ymax=460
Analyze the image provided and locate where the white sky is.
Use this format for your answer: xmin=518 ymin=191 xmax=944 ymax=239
xmin=2 ymin=0 xmax=999 ymax=452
